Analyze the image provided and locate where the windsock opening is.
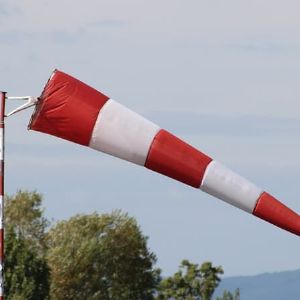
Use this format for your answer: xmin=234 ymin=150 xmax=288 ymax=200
xmin=29 ymin=70 xmax=109 ymax=146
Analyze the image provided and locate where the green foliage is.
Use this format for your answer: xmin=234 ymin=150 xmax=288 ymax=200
xmin=5 ymin=190 xmax=49 ymax=254
xmin=5 ymin=226 xmax=49 ymax=300
xmin=216 ymin=289 xmax=240 ymax=300
xmin=4 ymin=191 xmax=50 ymax=299
xmin=47 ymin=211 xmax=161 ymax=300
xmin=156 ymin=260 xmax=224 ymax=300
xmin=3 ymin=190 xmax=240 ymax=300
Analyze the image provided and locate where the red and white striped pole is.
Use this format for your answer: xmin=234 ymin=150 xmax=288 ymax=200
xmin=0 ymin=91 xmax=5 ymax=300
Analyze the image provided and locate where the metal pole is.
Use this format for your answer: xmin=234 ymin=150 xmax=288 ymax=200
xmin=0 ymin=91 xmax=5 ymax=300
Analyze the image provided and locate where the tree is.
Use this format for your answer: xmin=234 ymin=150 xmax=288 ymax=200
xmin=5 ymin=226 xmax=49 ymax=300
xmin=5 ymin=190 xmax=49 ymax=254
xmin=47 ymin=211 xmax=161 ymax=300
xmin=4 ymin=191 xmax=50 ymax=299
xmin=156 ymin=260 xmax=223 ymax=300
xmin=216 ymin=289 xmax=240 ymax=300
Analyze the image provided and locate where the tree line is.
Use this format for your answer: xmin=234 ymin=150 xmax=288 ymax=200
xmin=4 ymin=190 xmax=240 ymax=300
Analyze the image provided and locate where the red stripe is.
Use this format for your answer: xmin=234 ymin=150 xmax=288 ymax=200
xmin=253 ymin=192 xmax=300 ymax=236
xmin=145 ymin=130 xmax=212 ymax=188
xmin=0 ymin=159 xmax=3 ymax=175
xmin=29 ymin=70 xmax=109 ymax=146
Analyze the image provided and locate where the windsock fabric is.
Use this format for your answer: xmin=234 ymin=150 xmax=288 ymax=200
xmin=29 ymin=70 xmax=300 ymax=236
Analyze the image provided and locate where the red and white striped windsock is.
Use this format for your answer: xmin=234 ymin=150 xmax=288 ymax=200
xmin=29 ymin=70 xmax=300 ymax=236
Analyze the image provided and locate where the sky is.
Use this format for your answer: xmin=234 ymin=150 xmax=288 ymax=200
xmin=1 ymin=0 xmax=300 ymax=277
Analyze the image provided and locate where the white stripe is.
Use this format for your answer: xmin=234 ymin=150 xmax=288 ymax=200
xmin=89 ymin=99 xmax=160 ymax=166
xmin=200 ymin=161 xmax=262 ymax=213
xmin=0 ymin=128 xmax=3 ymax=161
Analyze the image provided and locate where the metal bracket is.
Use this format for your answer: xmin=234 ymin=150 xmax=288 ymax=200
xmin=5 ymin=96 xmax=38 ymax=117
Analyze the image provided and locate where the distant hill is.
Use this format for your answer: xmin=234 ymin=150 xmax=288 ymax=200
xmin=214 ymin=269 xmax=300 ymax=300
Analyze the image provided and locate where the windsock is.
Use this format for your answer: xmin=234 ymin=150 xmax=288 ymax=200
xmin=29 ymin=70 xmax=300 ymax=236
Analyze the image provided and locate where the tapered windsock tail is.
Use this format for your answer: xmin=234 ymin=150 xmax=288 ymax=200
xmin=29 ymin=70 xmax=300 ymax=237
xmin=253 ymin=192 xmax=300 ymax=236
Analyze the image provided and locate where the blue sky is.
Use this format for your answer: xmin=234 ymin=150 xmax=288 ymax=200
xmin=1 ymin=0 xmax=300 ymax=277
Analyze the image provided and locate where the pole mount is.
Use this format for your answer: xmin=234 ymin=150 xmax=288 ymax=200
xmin=5 ymin=96 xmax=38 ymax=117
